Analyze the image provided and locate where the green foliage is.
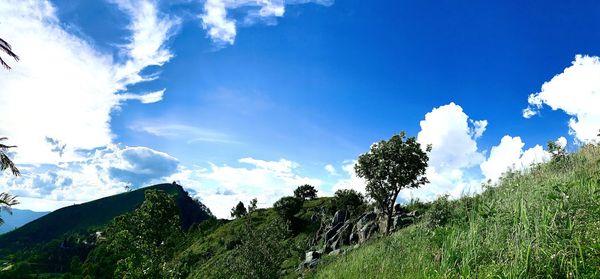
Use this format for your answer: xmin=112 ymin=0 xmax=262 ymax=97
xmin=332 ymin=189 xmax=365 ymax=215
xmin=225 ymin=219 xmax=294 ymax=278
xmin=355 ymin=131 xmax=430 ymax=234
xmin=424 ymin=195 xmax=453 ymax=229
xmin=231 ymin=201 xmax=248 ymax=219
xmin=273 ymin=196 xmax=303 ymax=221
xmin=548 ymin=140 xmax=567 ymax=161
xmin=294 ymin=184 xmax=318 ymax=200
xmin=83 ymin=190 xmax=183 ymax=278
xmin=248 ymin=198 xmax=258 ymax=213
xmin=311 ymin=144 xmax=600 ymax=278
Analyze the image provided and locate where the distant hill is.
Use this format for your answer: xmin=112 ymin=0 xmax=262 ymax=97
xmin=0 ymin=209 xmax=48 ymax=235
xmin=0 ymin=183 xmax=212 ymax=252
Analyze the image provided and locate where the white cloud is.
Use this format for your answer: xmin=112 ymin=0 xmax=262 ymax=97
xmin=331 ymin=160 xmax=366 ymax=195
xmin=1 ymin=145 xmax=180 ymax=211
xmin=523 ymin=55 xmax=600 ymax=144
xmin=480 ymin=136 xmax=550 ymax=182
xmin=406 ymin=103 xmax=487 ymax=200
xmin=168 ymin=157 xmax=321 ymax=218
xmin=130 ymin=122 xmax=235 ymax=143
xmin=200 ymin=0 xmax=333 ymax=45
xmin=324 ymin=164 xmax=337 ymax=175
xmin=0 ymin=0 xmax=178 ymax=165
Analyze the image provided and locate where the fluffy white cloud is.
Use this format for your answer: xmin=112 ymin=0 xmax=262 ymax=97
xmin=331 ymin=161 xmax=366 ymax=195
xmin=0 ymin=0 xmax=178 ymax=165
xmin=200 ymin=0 xmax=333 ymax=45
xmin=403 ymin=103 xmax=487 ymax=200
xmin=523 ymin=55 xmax=600 ymax=144
xmin=1 ymin=145 xmax=180 ymax=211
xmin=480 ymin=136 xmax=550 ymax=182
xmin=167 ymin=157 xmax=321 ymax=218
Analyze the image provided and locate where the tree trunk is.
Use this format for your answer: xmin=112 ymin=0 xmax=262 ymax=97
xmin=385 ymin=207 xmax=393 ymax=235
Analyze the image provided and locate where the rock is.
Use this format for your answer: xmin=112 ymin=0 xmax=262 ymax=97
xmin=358 ymin=222 xmax=378 ymax=244
xmin=305 ymin=251 xmax=321 ymax=262
xmin=332 ymin=210 xmax=348 ymax=226
xmin=356 ymin=212 xmax=377 ymax=229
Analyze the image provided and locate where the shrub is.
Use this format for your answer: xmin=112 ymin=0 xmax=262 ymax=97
xmin=273 ymin=196 xmax=303 ymax=221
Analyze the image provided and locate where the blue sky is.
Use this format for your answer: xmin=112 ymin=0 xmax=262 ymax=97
xmin=1 ymin=0 xmax=600 ymax=218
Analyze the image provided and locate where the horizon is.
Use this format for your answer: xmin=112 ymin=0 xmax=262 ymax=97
xmin=1 ymin=0 xmax=600 ymax=219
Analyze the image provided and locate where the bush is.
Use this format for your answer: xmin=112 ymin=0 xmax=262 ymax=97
xmin=333 ymin=189 xmax=365 ymax=214
xmin=273 ymin=196 xmax=303 ymax=221
xmin=425 ymin=195 xmax=453 ymax=229
xmin=231 ymin=201 xmax=247 ymax=219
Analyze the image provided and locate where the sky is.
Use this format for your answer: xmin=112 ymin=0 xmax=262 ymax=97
xmin=1 ymin=0 xmax=600 ymax=218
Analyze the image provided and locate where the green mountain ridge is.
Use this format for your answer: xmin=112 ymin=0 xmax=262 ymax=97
xmin=0 ymin=183 xmax=211 ymax=253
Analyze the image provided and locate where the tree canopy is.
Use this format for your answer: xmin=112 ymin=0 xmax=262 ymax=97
xmin=355 ymin=131 xmax=430 ymax=234
xmin=293 ymin=184 xmax=318 ymax=200
xmin=231 ymin=201 xmax=248 ymax=219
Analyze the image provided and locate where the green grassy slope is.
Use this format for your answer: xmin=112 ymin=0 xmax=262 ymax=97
xmin=310 ymin=145 xmax=600 ymax=278
xmin=0 ymin=183 xmax=211 ymax=252
xmin=171 ymin=197 xmax=334 ymax=278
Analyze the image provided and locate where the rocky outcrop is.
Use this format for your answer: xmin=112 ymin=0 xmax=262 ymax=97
xmin=301 ymin=207 xmax=418 ymax=271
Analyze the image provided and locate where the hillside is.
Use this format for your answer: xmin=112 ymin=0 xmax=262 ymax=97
xmin=308 ymin=144 xmax=600 ymax=278
xmin=0 ymin=183 xmax=211 ymax=253
xmin=0 ymin=209 xmax=48 ymax=235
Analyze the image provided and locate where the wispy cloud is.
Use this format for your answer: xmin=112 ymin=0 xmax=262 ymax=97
xmin=130 ymin=122 xmax=236 ymax=144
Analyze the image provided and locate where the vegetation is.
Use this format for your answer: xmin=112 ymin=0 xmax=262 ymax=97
xmin=231 ymin=201 xmax=248 ymax=219
xmin=273 ymin=196 xmax=303 ymax=222
xmin=355 ymin=131 xmax=430 ymax=234
xmin=0 ymin=37 xmax=19 ymax=70
xmin=294 ymin=184 xmax=318 ymax=200
xmin=310 ymin=144 xmax=600 ymax=278
xmin=332 ymin=189 xmax=365 ymax=216
xmin=83 ymin=190 xmax=183 ymax=278
xmin=0 ymin=137 xmax=19 ymax=227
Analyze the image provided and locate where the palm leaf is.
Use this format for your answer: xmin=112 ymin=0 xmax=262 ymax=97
xmin=0 ymin=37 xmax=19 ymax=70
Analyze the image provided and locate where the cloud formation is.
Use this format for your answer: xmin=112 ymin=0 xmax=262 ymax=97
xmin=524 ymin=55 xmax=600 ymax=144
xmin=0 ymin=0 xmax=178 ymax=165
xmin=168 ymin=157 xmax=321 ymax=218
xmin=200 ymin=0 xmax=334 ymax=45
xmin=480 ymin=136 xmax=550 ymax=182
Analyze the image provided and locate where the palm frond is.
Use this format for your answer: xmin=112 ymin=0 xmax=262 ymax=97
xmin=0 ymin=137 xmax=20 ymax=176
xmin=0 ymin=37 xmax=19 ymax=70
xmin=0 ymin=192 xmax=19 ymax=225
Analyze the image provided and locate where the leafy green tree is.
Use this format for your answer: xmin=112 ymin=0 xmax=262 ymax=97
xmin=293 ymin=184 xmax=318 ymax=200
xmin=0 ymin=37 xmax=19 ymax=70
xmin=231 ymin=201 xmax=248 ymax=218
xmin=333 ymin=189 xmax=365 ymax=214
xmin=273 ymin=196 xmax=303 ymax=221
xmin=83 ymin=190 xmax=182 ymax=278
xmin=247 ymin=198 xmax=258 ymax=213
xmin=355 ymin=132 xmax=430 ymax=234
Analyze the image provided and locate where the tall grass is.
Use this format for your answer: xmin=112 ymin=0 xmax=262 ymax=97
xmin=311 ymin=144 xmax=600 ymax=278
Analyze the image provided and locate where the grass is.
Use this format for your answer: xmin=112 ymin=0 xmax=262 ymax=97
xmin=310 ymin=144 xmax=600 ymax=278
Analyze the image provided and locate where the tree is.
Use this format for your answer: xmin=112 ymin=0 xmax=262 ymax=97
xmin=355 ymin=132 xmax=430 ymax=234
xmin=0 ymin=137 xmax=20 ymax=225
xmin=247 ymin=198 xmax=258 ymax=213
xmin=333 ymin=189 xmax=365 ymax=214
xmin=547 ymin=140 xmax=567 ymax=161
xmin=273 ymin=196 xmax=303 ymax=221
xmin=293 ymin=184 xmax=318 ymax=200
xmin=83 ymin=190 xmax=182 ymax=278
xmin=231 ymin=201 xmax=247 ymax=218
xmin=0 ymin=37 xmax=19 ymax=70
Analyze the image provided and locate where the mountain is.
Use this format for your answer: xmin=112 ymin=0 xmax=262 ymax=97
xmin=0 ymin=209 xmax=48 ymax=235
xmin=0 ymin=183 xmax=212 ymax=252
